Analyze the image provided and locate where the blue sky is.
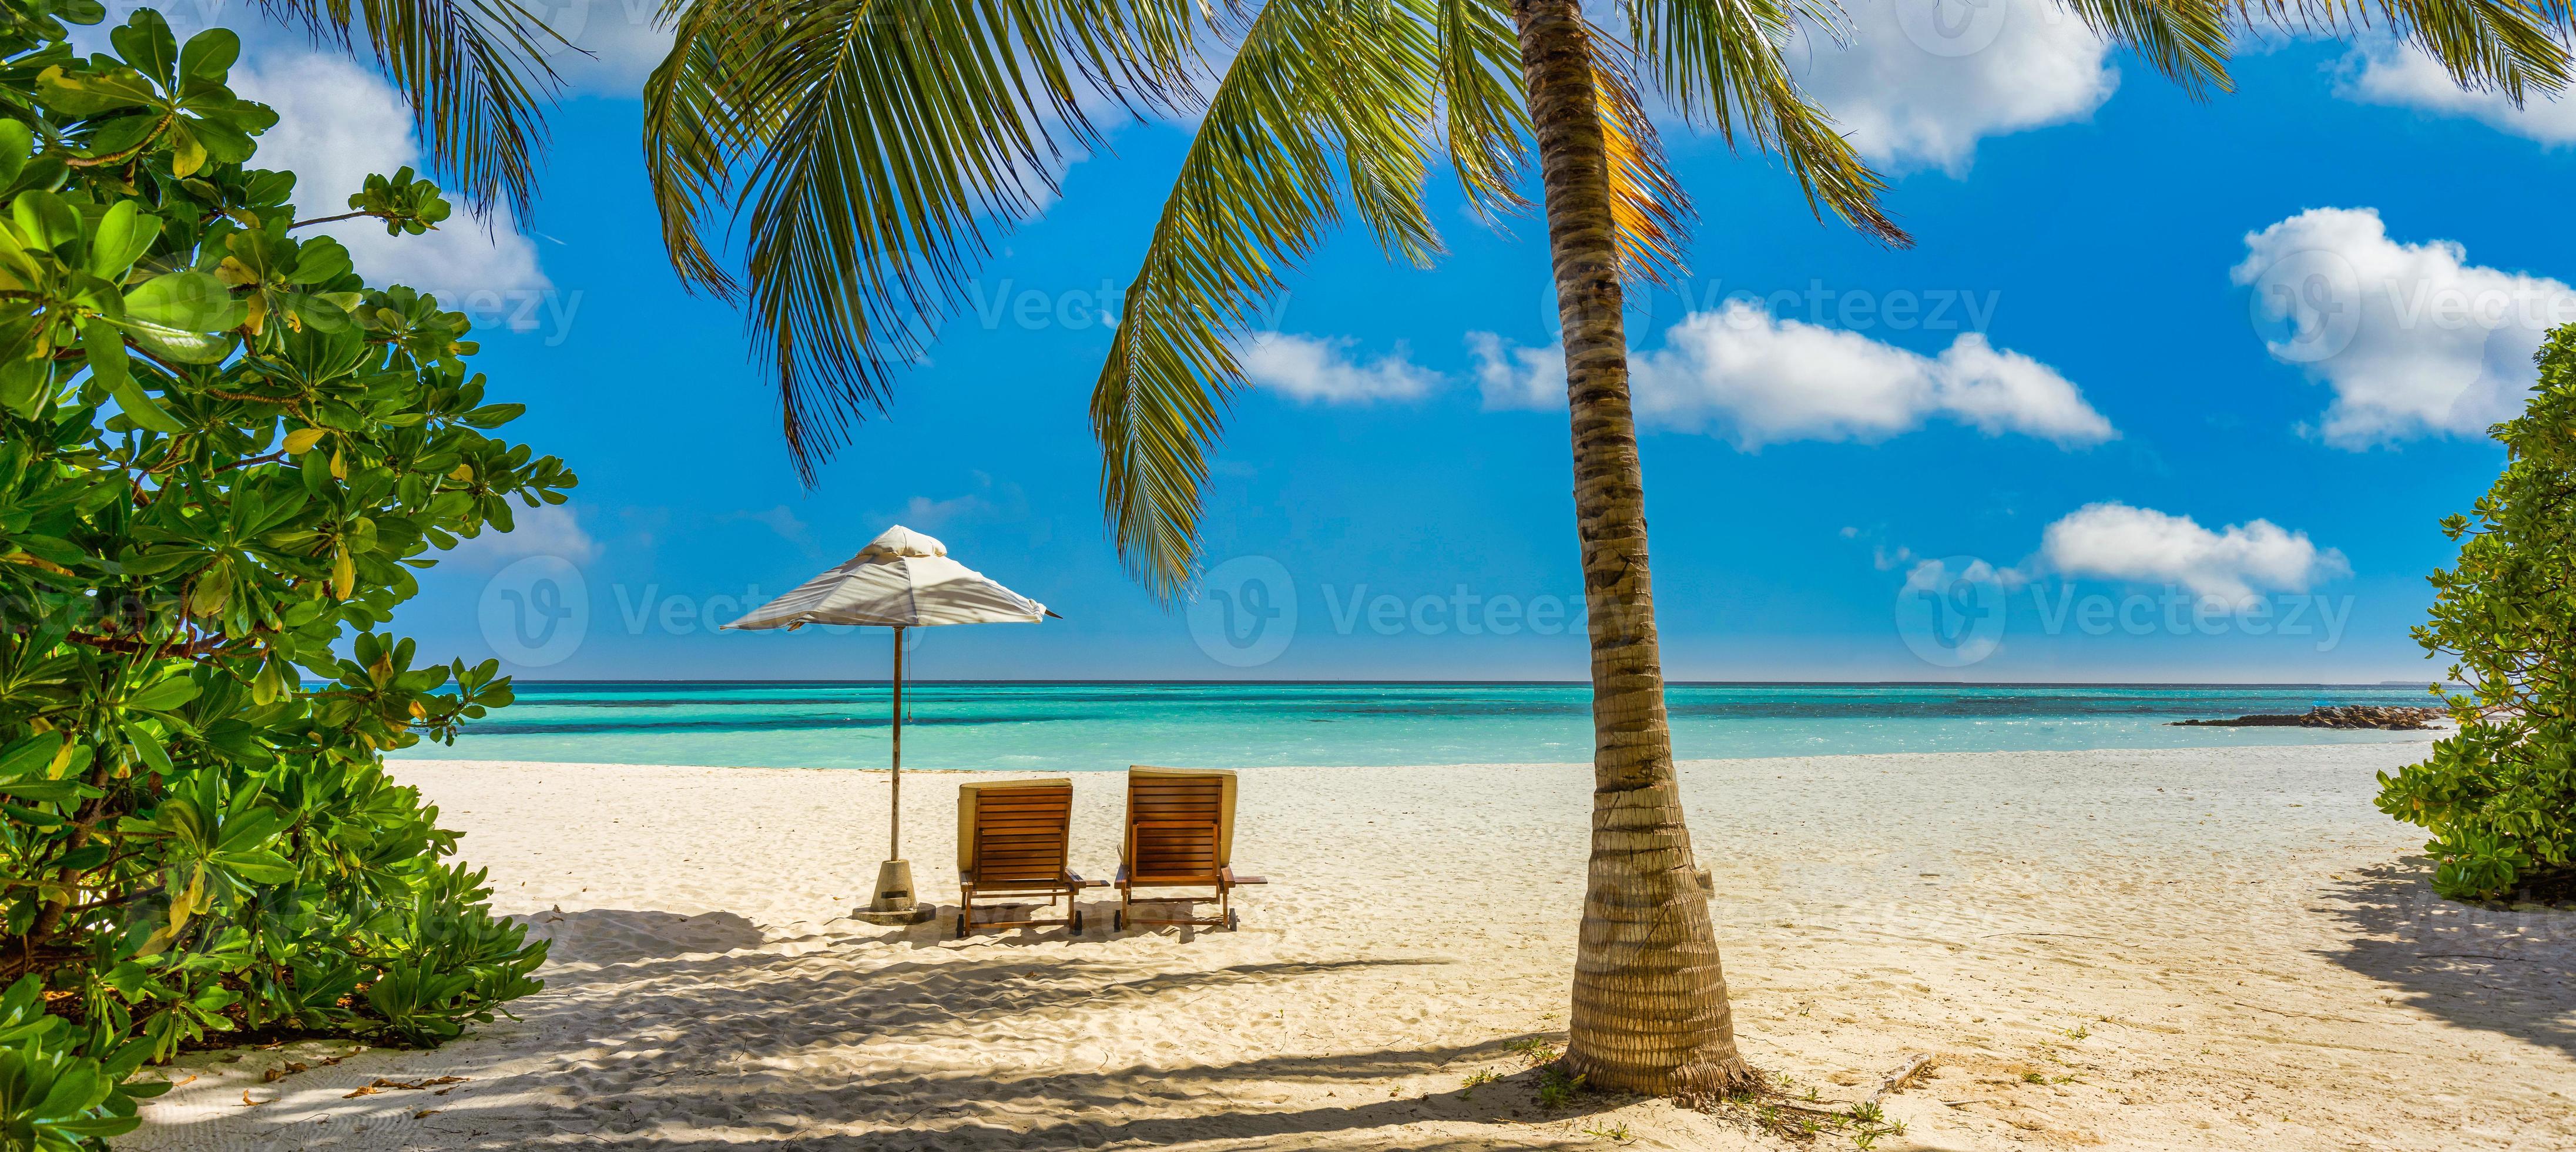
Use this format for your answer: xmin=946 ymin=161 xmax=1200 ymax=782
xmin=184 ymin=2 xmax=2576 ymax=682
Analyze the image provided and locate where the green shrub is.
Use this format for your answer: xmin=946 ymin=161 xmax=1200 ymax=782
xmin=2379 ymin=323 xmax=2576 ymax=901
xmin=0 ymin=0 xmax=573 ymax=1143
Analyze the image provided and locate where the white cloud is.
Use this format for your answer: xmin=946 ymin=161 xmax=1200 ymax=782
xmin=1904 ymin=554 xmax=2028 ymax=592
xmin=235 ymin=54 xmax=549 ymax=299
xmin=2232 ymin=207 xmax=2576 ymax=445
xmin=1242 ymin=332 xmax=1440 ymax=404
xmin=1792 ymin=0 xmax=2116 ymax=175
xmin=442 ymin=503 xmax=598 ymax=570
xmin=2336 ymin=38 xmax=2576 ymax=146
xmin=2040 ymin=502 xmax=2349 ymax=605
xmin=1473 ymin=302 xmax=2113 ymax=447
xmin=1637 ymin=304 xmax=1927 ymax=440
xmin=1466 ymin=332 xmax=1563 ymax=410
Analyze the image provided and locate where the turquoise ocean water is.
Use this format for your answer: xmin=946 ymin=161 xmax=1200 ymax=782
xmin=388 ymin=682 xmax=2443 ymax=771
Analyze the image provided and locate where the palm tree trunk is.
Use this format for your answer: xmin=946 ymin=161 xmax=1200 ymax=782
xmin=1508 ymin=0 xmax=1753 ymax=1100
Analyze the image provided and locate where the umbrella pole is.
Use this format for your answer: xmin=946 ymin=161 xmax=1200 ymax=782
xmin=890 ymin=625 xmax=902 ymax=859
xmin=859 ymin=624 xmax=931 ymax=925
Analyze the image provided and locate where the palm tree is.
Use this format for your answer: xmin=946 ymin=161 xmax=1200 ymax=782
xmin=279 ymin=0 xmax=2575 ymax=1099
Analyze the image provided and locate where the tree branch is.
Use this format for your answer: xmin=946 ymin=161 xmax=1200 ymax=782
xmin=290 ymin=210 xmax=418 ymax=230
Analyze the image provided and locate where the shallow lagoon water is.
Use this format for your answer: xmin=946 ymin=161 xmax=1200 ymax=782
xmin=391 ymin=682 xmax=2442 ymax=771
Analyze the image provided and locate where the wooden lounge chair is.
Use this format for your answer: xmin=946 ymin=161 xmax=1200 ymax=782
xmin=955 ymin=778 xmax=1101 ymax=937
xmin=1113 ymin=766 xmax=1266 ymax=931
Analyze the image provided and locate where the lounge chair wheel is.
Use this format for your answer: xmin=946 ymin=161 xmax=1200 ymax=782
xmin=1227 ymin=909 xmax=1240 ymax=932
xmin=954 ymin=913 xmax=967 ymax=939
xmin=1070 ymin=910 xmax=1084 ymax=935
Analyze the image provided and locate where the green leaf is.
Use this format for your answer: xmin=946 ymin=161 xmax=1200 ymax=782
xmin=123 ymin=269 xmax=242 ymax=330
xmin=13 ymin=188 xmax=78 ymax=250
xmin=1 ymin=160 xmax=63 ymax=207
xmin=178 ymin=28 xmax=239 ymax=81
xmin=121 ymin=721 xmax=172 ymax=774
xmin=86 ymin=199 xmax=162 ymax=279
xmin=128 ymin=678 xmax=200 ymax=712
xmin=286 ymin=239 xmax=353 ymax=286
xmin=0 ymin=733 xmax=62 ymax=780
xmin=2 ymin=803 xmax=63 ymax=827
xmin=109 ymin=8 xmax=182 ymax=88
xmin=458 ymin=403 xmax=524 ymax=428
xmin=35 ymin=65 xmax=160 ymax=117
xmin=186 ymin=112 xmax=254 ymax=165
xmin=0 ymin=120 xmax=29 ymax=186
xmin=82 ymin=316 xmax=186 ymax=433
xmin=115 ymin=316 xmax=233 ymax=364
xmin=52 ymin=1116 xmax=143 ymax=1140
xmin=0 ymin=779 xmax=99 ymax=804
xmin=212 ymin=850 xmax=296 ymax=885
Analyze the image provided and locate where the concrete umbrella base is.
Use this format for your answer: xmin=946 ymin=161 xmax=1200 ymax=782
xmin=853 ymin=859 xmax=937 ymax=925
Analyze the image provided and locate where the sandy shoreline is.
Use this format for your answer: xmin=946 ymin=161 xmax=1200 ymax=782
xmin=125 ymin=742 xmax=2575 ymax=1150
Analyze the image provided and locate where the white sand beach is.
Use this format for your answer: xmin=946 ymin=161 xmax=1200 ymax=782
xmin=125 ymin=741 xmax=2574 ymax=1151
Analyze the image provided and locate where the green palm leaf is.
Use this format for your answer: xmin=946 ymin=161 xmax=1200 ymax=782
xmin=1094 ymin=0 xmax=1450 ymax=595
xmin=1435 ymin=0 xmax=1532 ymax=220
xmin=2058 ymin=0 xmax=2235 ymax=95
xmin=1092 ymin=0 xmax=1713 ymax=594
xmin=642 ymin=0 xmax=1202 ymax=481
xmin=1623 ymin=0 xmax=1907 ymax=245
xmin=2239 ymin=0 xmax=2570 ymax=103
xmin=253 ymin=0 xmax=571 ymax=218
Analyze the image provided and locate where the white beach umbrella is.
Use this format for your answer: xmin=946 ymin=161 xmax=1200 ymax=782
xmin=723 ymin=525 xmax=1051 ymax=923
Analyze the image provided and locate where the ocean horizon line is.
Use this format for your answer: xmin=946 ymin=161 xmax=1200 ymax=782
xmin=485 ymin=677 xmax=2451 ymax=689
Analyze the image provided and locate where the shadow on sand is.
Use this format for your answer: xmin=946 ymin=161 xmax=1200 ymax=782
xmin=450 ymin=1041 xmax=1604 ymax=1152
xmin=412 ymin=917 xmax=1577 ymax=1152
xmin=169 ymin=910 xmax=1611 ymax=1151
xmin=2315 ymin=858 xmax=2576 ymax=1060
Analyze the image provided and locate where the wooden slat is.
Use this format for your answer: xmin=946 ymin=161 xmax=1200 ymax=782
xmin=1134 ymin=815 xmax=1217 ymax=880
xmin=1120 ymin=776 xmax=1241 ymax=902
xmin=970 ymin=784 xmax=1068 ymax=887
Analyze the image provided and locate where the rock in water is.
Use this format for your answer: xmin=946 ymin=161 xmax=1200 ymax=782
xmin=2171 ymin=705 xmax=2443 ymax=730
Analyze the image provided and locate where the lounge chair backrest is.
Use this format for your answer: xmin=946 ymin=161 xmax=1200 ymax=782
xmin=1125 ymin=766 xmax=1235 ymax=881
xmin=957 ymin=778 xmax=1073 ymax=885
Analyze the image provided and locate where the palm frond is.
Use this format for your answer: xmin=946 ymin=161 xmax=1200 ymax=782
xmin=1324 ymin=1 xmax=1450 ymax=267
xmin=1095 ymin=0 xmax=1447 ymax=596
xmin=1622 ymin=0 xmax=1907 ymax=245
xmin=255 ymin=0 xmax=570 ymax=219
xmin=643 ymin=0 xmax=1203 ymax=481
xmin=1592 ymin=42 xmax=1690 ymax=284
xmin=2237 ymin=0 xmax=2570 ymax=103
xmin=1435 ymin=0 xmax=1531 ymax=218
xmin=640 ymin=0 xmax=751 ymax=296
xmin=1433 ymin=4 xmax=1689 ymax=279
xmin=2058 ymin=0 xmax=2234 ymax=95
